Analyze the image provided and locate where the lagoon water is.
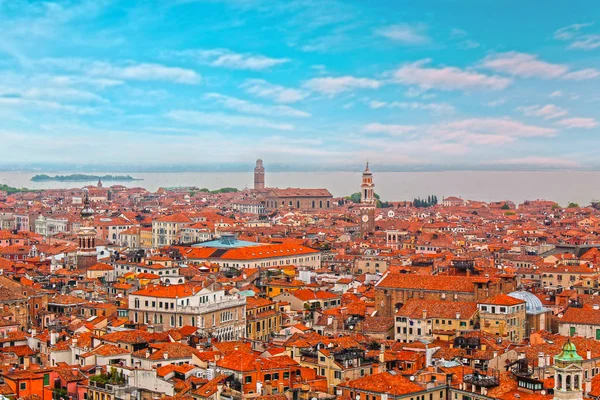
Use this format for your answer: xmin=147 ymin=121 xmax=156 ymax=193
xmin=1 ymin=170 xmax=600 ymax=206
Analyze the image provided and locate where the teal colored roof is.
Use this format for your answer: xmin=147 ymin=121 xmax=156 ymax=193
xmin=237 ymin=290 xmax=257 ymax=297
xmin=192 ymin=234 xmax=262 ymax=249
xmin=556 ymin=340 xmax=583 ymax=362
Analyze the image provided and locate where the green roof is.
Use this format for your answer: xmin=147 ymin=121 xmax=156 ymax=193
xmin=555 ymin=340 xmax=583 ymax=362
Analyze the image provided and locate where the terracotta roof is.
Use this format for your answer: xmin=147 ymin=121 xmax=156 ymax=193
xmin=338 ymin=371 xmax=425 ymax=396
xmin=376 ymin=273 xmax=476 ymax=293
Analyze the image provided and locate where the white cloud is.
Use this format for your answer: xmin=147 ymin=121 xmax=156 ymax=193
xmin=0 ymin=96 xmax=97 ymax=114
xmin=450 ymin=28 xmax=469 ymax=39
xmin=168 ymin=48 xmax=289 ymax=70
xmin=240 ymin=79 xmax=309 ymax=103
xmin=98 ymin=63 xmax=201 ymax=84
xmin=563 ymin=68 xmax=600 ymax=80
xmin=166 ymin=110 xmax=294 ymax=131
xmin=376 ymin=23 xmax=429 ymax=45
xmin=555 ymin=117 xmax=598 ymax=129
xmin=361 ymin=118 xmax=556 ymax=159
xmin=487 ymin=98 xmax=506 ymax=107
xmin=49 ymin=75 xmax=123 ymax=88
xmin=570 ymin=35 xmax=600 ymax=50
xmin=481 ymin=52 xmax=568 ymax=78
xmin=363 ymin=123 xmax=417 ymax=136
xmin=442 ymin=118 xmax=556 ymax=138
xmin=393 ymin=59 xmax=511 ymax=91
xmin=554 ymin=22 xmax=600 ymax=50
xmin=549 ymin=91 xmax=563 ymax=98
xmin=39 ymin=58 xmax=201 ymax=84
xmin=554 ymin=22 xmax=595 ymax=41
xmin=498 ymin=157 xmax=579 ymax=168
xmin=369 ymin=100 xmax=455 ymax=114
xmin=458 ymin=40 xmax=480 ymax=50
xmin=481 ymin=52 xmax=600 ymax=82
xmin=369 ymin=100 xmax=387 ymax=109
xmin=205 ymin=93 xmax=310 ymax=118
xmin=303 ymin=76 xmax=381 ymax=95
xmin=517 ymin=104 xmax=568 ymax=120
xmin=0 ymin=86 xmax=107 ymax=103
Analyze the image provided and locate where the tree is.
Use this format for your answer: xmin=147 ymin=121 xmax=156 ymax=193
xmin=345 ymin=192 xmax=362 ymax=203
xmin=567 ymin=202 xmax=579 ymax=208
xmin=501 ymin=203 xmax=510 ymax=210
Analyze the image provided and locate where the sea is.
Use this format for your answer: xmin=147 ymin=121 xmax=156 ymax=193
xmin=1 ymin=170 xmax=600 ymax=206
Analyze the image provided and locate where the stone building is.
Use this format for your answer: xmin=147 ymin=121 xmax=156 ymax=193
xmin=128 ymin=284 xmax=246 ymax=341
xmin=264 ymin=188 xmax=333 ymax=211
xmin=375 ymin=273 xmax=517 ymax=318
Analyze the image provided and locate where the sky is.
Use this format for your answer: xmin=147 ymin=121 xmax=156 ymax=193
xmin=1 ymin=0 xmax=600 ymax=170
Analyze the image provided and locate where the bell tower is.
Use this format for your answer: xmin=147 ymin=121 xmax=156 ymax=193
xmin=554 ymin=340 xmax=584 ymax=400
xmin=254 ymin=159 xmax=265 ymax=191
xmin=359 ymin=162 xmax=376 ymax=235
xmin=361 ymin=162 xmax=375 ymax=205
xmin=76 ymin=188 xmax=98 ymax=270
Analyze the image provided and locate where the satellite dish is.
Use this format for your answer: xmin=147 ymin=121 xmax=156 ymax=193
xmin=410 ymin=376 xmax=415 ymax=381
xmin=540 ymin=391 xmax=546 ymax=395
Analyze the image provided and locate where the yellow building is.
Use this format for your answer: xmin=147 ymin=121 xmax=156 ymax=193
xmin=245 ymin=297 xmax=281 ymax=341
xmin=395 ymin=299 xmax=479 ymax=342
xmin=478 ymin=293 xmax=526 ymax=343
xmin=266 ymin=278 xmax=305 ymax=298
xmin=140 ymin=227 xmax=153 ymax=249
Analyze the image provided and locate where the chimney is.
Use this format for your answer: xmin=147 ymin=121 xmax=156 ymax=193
xmin=145 ymin=351 xmax=150 ymax=358
xmin=594 ymin=305 xmax=600 ymax=310
xmin=586 ymin=379 xmax=592 ymax=394
xmin=545 ymin=354 xmax=550 ymax=366
xmin=587 ymin=350 xmax=592 ymax=360
xmin=164 ymin=352 xmax=168 ymax=360
xmin=422 ymin=309 xmax=428 ymax=320
xmin=379 ymin=344 xmax=386 ymax=366
xmin=455 ymin=312 xmax=461 ymax=320
xmin=538 ymin=352 xmax=545 ymax=368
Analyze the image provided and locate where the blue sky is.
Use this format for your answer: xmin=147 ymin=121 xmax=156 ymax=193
xmin=1 ymin=0 xmax=600 ymax=169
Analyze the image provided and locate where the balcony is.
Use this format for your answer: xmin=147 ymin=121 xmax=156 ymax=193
xmin=463 ymin=371 xmax=499 ymax=388
xmin=180 ymin=296 xmax=246 ymax=314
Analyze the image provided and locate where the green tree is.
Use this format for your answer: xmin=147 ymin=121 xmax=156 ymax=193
xmin=567 ymin=202 xmax=579 ymax=208
xmin=501 ymin=203 xmax=510 ymax=210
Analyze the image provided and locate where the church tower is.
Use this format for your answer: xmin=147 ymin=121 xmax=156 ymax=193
xmin=76 ymin=188 xmax=98 ymax=270
xmin=361 ymin=162 xmax=375 ymax=205
xmin=553 ymin=340 xmax=584 ymax=400
xmin=254 ymin=159 xmax=265 ymax=191
xmin=359 ymin=162 xmax=376 ymax=235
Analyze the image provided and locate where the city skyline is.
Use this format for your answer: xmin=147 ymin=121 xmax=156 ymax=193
xmin=1 ymin=1 xmax=600 ymax=168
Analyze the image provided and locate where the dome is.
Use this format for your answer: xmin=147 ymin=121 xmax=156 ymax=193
xmin=508 ymin=291 xmax=548 ymax=314
xmin=556 ymin=340 xmax=583 ymax=363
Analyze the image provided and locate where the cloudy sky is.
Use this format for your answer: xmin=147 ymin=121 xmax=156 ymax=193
xmin=1 ymin=0 xmax=600 ymax=169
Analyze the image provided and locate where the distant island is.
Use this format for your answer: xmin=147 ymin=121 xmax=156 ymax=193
xmin=31 ymin=174 xmax=142 ymax=182
xmin=0 ymin=184 xmax=36 ymax=194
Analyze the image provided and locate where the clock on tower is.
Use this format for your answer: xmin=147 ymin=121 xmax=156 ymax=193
xmin=360 ymin=207 xmax=375 ymax=234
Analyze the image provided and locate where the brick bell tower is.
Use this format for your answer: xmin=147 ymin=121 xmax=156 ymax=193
xmin=254 ymin=159 xmax=265 ymax=191
xmin=76 ymin=188 xmax=98 ymax=270
xmin=359 ymin=162 xmax=376 ymax=234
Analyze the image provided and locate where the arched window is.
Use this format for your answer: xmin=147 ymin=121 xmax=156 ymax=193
xmin=134 ymin=298 xmax=139 ymax=308
xmin=566 ymin=375 xmax=571 ymax=390
xmin=574 ymin=374 xmax=580 ymax=390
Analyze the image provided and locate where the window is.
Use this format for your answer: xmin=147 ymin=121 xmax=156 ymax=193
xmin=20 ymin=383 xmax=26 ymax=390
